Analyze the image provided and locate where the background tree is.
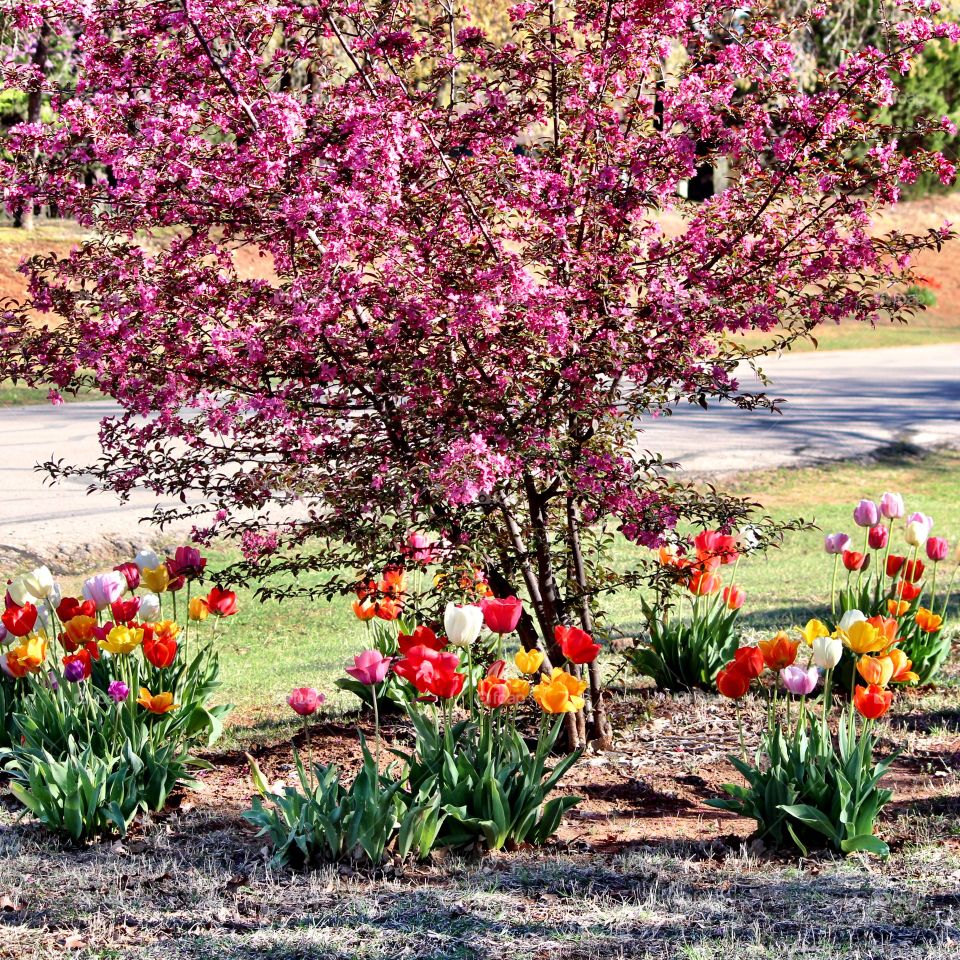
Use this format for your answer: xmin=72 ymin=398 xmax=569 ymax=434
xmin=0 ymin=0 xmax=956 ymax=745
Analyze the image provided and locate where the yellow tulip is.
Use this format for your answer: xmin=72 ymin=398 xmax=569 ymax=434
xmin=100 ymin=624 xmax=142 ymax=656
xmin=514 ymin=648 xmax=545 ymax=675
xmin=531 ymin=669 xmax=587 ymax=714
xmin=188 ymin=597 xmax=210 ymax=622
xmin=506 ymin=678 xmax=530 ymax=704
xmin=843 ymin=621 xmax=888 ymax=655
xmin=136 ymin=687 xmax=179 ymax=714
xmin=6 ymin=636 xmax=47 ymax=676
xmin=141 ymin=564 xmax=170 ymax=594
xmin=799 ymin=619 xmax=829 ymax=646
xmin=856 ymin=654 xmax=894 ymax=688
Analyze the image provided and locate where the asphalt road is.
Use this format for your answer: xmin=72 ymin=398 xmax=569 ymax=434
xmin=1 ymin=343 xmax=958 ymax=567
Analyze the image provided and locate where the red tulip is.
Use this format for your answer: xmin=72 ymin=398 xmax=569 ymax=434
xmin=477 ymin=676 xmax=511 ymax=709
xmin=398 ymin=625 xmax=445 ymax=655
xmin=733 ymin=645 xmax=764 ymax=680
xmin=854 ymin=683 xmax=893 ymax=720
xmin=902 ymin=559 xmax=925 ymax=583
xmin=206 ymin=586 xmax=238 ymax=617
xmin=717 ymin=664 xmax=751 ymax=699
xmin=693 ymin=530 xmax=739 ymax=566
xmin=143 ymin=632 xmax=178 ymax=669
xmin=894 ymin=579 xmax=922 ymax=601
xmin=393 ymin=645 xmax=464 ymax=699
xmin=113 ymin=562 xmax=141 ymax=591
xmin=56 ymin=596 xmax=96 ymax=623
xmin=555 ymin=625 xmax=601 ymax=664
xmin=2 ymin=602 xmax=38 ymax=638
xmin=842 ymin=550 xmax=865 ymax=571
xmin=168 ymin=545 xmax=207 ymax=581
xmin=110 ymin=597 xmax=141 ymax=625
xmin=481 ymin=596 xmax=523 ymax=635
xmin=886 ymin=554 xmax=906 ymax=578
xmin=722 ymin=585 xmax=745 ymax=610
xmin=868 ymin=525 xmax=888 ymax=550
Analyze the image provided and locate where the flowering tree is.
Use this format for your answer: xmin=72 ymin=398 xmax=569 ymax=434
xmin=1 ymin=0 xmax=955 ymax=744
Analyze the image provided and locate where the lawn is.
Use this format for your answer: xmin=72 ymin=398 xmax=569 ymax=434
xmin=197 ymin=447 xmax=960 ymax=727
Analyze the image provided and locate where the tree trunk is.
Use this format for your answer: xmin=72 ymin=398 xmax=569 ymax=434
xmin=21 ymin=20 xmax=51 ymax=232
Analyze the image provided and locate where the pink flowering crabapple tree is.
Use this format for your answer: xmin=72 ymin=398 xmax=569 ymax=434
xmin=1 ymin=0 xmax=956 ymax=744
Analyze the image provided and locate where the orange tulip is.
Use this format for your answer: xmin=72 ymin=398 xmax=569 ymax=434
xmin=136 ymin=687 xmax=179 ymax=714
xmin=758 ymin=632 xmax=799 ymax=670
xmin=865 ymin=615 xmax=898 ymax=647
xmin=885 ymin=648 xmax=919 ymax=685
xmin=688 ymin=570 xmax=721 ymax=596
xmin=505 ymin=677 xmax=530 ymax=704
xmin=856 ymin=655 xmax=893 ymax=688
xmin=352 ymin=598 xmax=377 ymax=621
xmin=914 ymin=607 xmax=943 ymax=634
xmin=886 ymin=599 xmax=910 ymax=617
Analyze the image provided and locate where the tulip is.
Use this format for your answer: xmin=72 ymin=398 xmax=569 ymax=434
xmin=902 ymin=559 xmax=924 ymax=583
xmin=374 ymin=598 xmax=402 ymax=621
xmin=799 ymin=619 xmax=829 ymax=646
xmin=732 ymin=646 xmax=764 ymax=680
xmin=6 ymin=577 xmax=37 ymax=607
xmin=398 ymin=625 xmax=445 ymax=655
xmin=139 ymin=593 xmax=161 ymax=621
xmin=853 ymin=683 xmax=893 ymax=720
xmin=206 ymin=586 xmax=238 ymax=617
xmin=758 ymin=632 xmax=799 ymax=670
xmin=722 ymin=585 xmax=745 ymax=610
xmin=780 ymin=664 xmax=819 ymax=696
xmin=477 ymin=675 xmax=511 ymax=709
xmin=404 ymin=531 xmax=437 ymax=565
xmin=189 ymin=596 xmax=210 ymax=621
xmin=56 ymin=597 xmax=96 ymax=623
xmin=894 ymin=579 xmax=922 ymax=601
xmin=140 ymin=565 xmax=170 ymax=595
xmin=352 ymin=598 xmax=376 ymax=621
xmin=515 ymin=648 xmax=545 ymax=675
xmin=879 ymin=492 xmax=904 ymax=519
xmin=842 ymin=550 xmax=866 ymax=572
xmin=0 ymin=622 xmax=6 ymax=645
xmin=108 ymin=680 xmax=130 ymax=703
xmin=506 ymin=677 xmax=531 ymax=704
xmin=481 ymin=596 xmax=523 ymax=635
xmin=824 ymin=532 xmax=851 ymax=555
xmin=856 ymin=654 xmax=894 ymax=688
xmin=737 ymin=525 xmax=761 ymax=554
xmin=443 ymin=603 xmax=484 ymax=648
xmin=114 ymin=562 xmax=141 ymax=591
xmin=688 ymin=570 xmax=721 ymax=595
xmin=886 ymin=554 xmax=906 ymax=578
xmin=134 ymin=548 xmax=161 ymax=572
xmin=2 ymin=602 xmax=38 ymax=638
xmin=693 ymin=530 xmax=739 ymax=566
xmin=110 ymin=597 xmax=141 ymax=624
xmin=843 ymin=621 xmax=887 ymax=655
xmin=532 ymin=668 xmax=587 ymax=713
xmin=169 ymin=545 xmax=207 ymax=581
xmin=812 ymin=634 xmax=843 ymax=670
xmin=868 ymin=525 xmax=888 ymax=550
xmin=555 ymin=624 xmax=601 ymax=664
xmin=716 ymin=663 xmax=751 ymax=699
xmin=82 ymin=572 xmax=127 ymax=610
xmin=886 ymin=599 xmax=910 ymax=617
xmin=5 ymin=636 xmax=47 ymax=677
xmin=914 ymin=607 xmax=943 ymax=634
xmin=63 ymin=655 xmax=90 ymax=683
xmin=143 ymin=632 xmax=178 ymax=668
xmin=62 ymin=615 xmax=96 ymax=651
xmin=287 ymin=687 xmax=324 ymax=716
xmin=926 ymin=537 xmax=949 ymax=563
xmin=885 ymin=648 xmax=919 ymax=684
xmin=838 ymin=609 xmax=866 ymax=633
xmin=346 ymin=649 xmax=392 ymax=686
xmin=393 ymin=645 xmax=464 ymax=699
xmin=137 ymin=688 xmax=179 ymax=714
xmin=853 ymin=499 xmax=879 ymax=528
xmin=907 ymin=511 xmax=933 ymax=531
xmin=100 ymin=624 xmax=142 ymax=656
xmin=904 ymin=520 xmax=929 ymax=548
xmin=866 ymin=615 xmax=898 ymax=647
xmin=21 ymin=566 xmax=55 ymax=600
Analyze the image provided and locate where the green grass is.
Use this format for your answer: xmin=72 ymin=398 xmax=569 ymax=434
xmin=0 ymin=383 xmax=104 ymax=407
xmin=190 ymin=448 xmax=960 ymax=726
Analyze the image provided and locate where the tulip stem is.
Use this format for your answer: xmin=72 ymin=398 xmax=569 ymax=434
xmin=821 ymin=668 xmax=832 ymax=739
xmin=372 ymin=684 xmax=381 ymax=776
xmin=830 ymin=554 xmax=839 ymax=620
xmin=736 ymin=705 xmax=746 ymax=760
xmin=303 ymin=718 xmax=315 ymax=790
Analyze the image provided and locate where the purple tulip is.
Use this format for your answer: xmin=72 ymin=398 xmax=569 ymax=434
xmin=81 ymin=572 xmax=126 ymax=611
xmin=108 ymin=680 xmax=130 ymax=703
xmin=169 ymin=545 xmax=207 ymax=581
xmin=824 ymin=533 xmax=851 ymax=555
xmin=879 ymin=492 xmax=904 ymax=520
xmin=64 ymin=659 xmax=87 ymax=683
xmin=345 ymin=649 xmax=392 ymax=686
xmin=853 ymin=499 xmax=879 ymax=528
xmin=780 ymin=664 xmax=819 ymax=696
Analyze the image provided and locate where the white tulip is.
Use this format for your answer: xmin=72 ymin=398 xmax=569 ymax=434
xmin=443 ymin=602 xmax=484 ymax=648
xmin=904 ymin=520 xmax=928 ymax=548
xmin=22 ymin=565 xmax=55 ymax=600
xmin=838 ymin=609 xmax=866 ymax=633
xmin=134 ymin=548 xmax=161 ymax=572
xmin=6 ymin=576 xmax=38 ymax=607
xmin=812 ymin=635 xmax=843 ymax=670
xmin=139 ymin=592 xmax=161 ymax=621
xmin=737 ymin=525 xmax=761 ymax=554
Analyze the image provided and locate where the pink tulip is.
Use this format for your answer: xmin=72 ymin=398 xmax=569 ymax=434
xmin=287 ymin=687 xmax=324 ymax=716
xmin=879 ymin=492 xmax=904 ymax=519
xmin=481 ymin=596 xmax=523 ymax=634
xmin=868 ymin=525 xmax=888 ymax=550
xmin=824 ymin=533 xmax=851 ymax=555
xmin=345 ymin=649 xmax=392 ymax=686
xmin=853 ymin=500 xmax=879 ymax=528
xmin=926 ymin=537 xmax=949 ymax=562
xmin=780 ymin=665 xmax=819 ymax=696
xmin=404 ymin=531 xmax=436 ymax=565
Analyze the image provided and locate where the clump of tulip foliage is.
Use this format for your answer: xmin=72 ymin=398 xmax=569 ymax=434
xmin=245 ymin=589 xmax=589 ymax=867
xmin=2 ymin=0 xmax=956 ymax=749
xmin=822 ymin=493 xmax=956 ymax=684
xmin=0 ymin=549 xmax=236 ymax=839
xmin=708 ymin=609 xmax=917 ymax=856
xmin=630 ymin=528 xmax=749 ymax=690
